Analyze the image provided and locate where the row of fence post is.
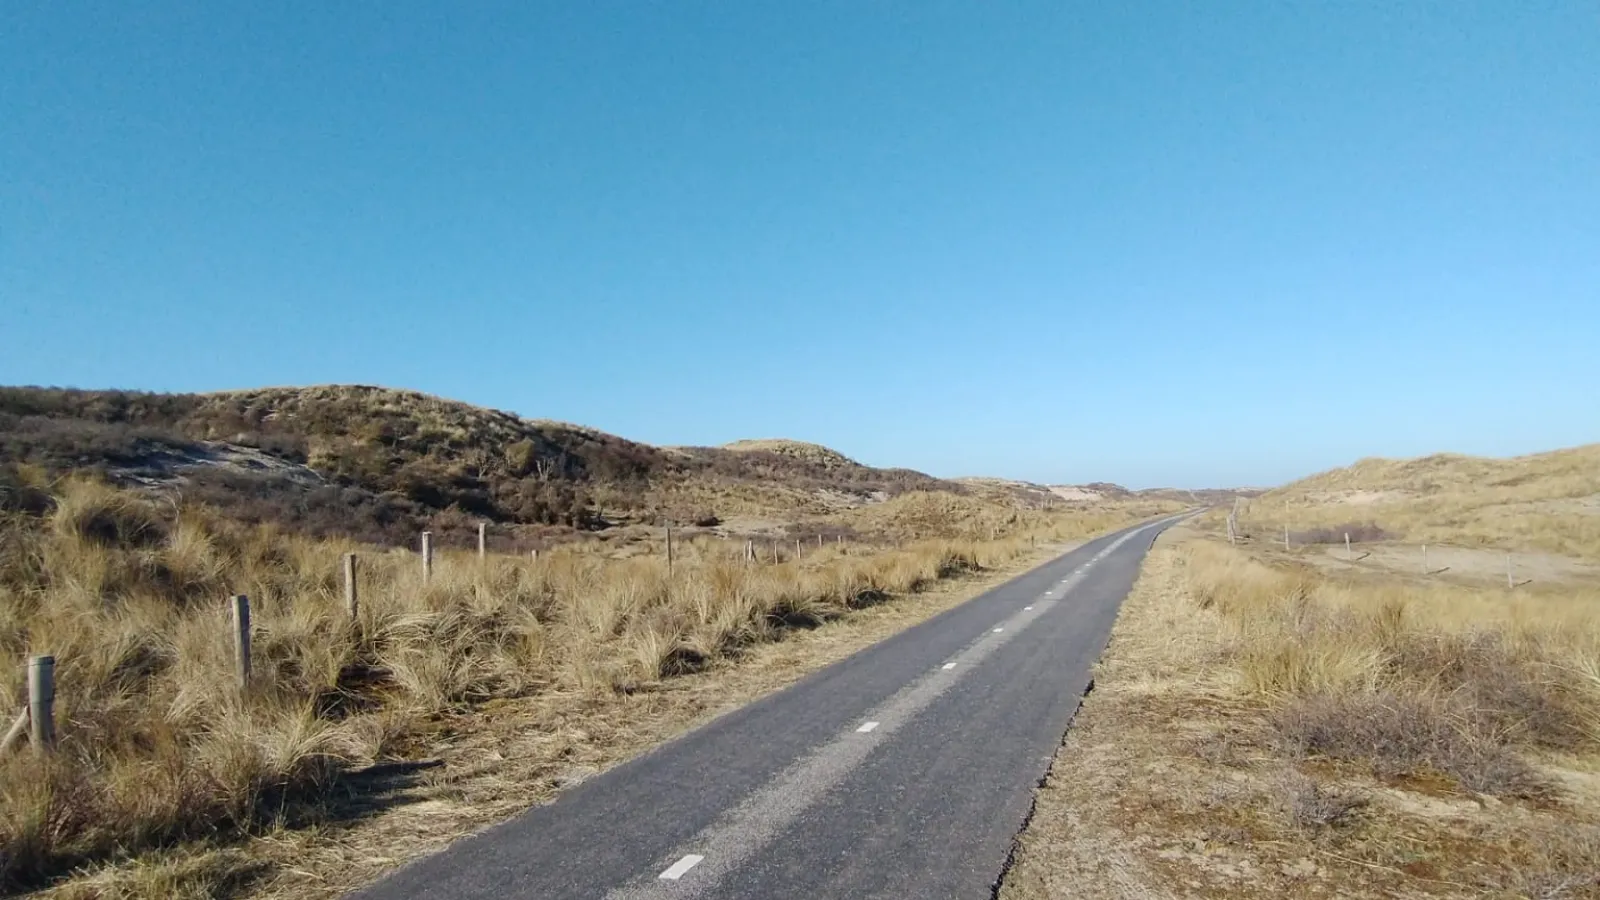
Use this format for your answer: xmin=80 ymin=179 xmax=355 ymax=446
xmin=411 ymin=525 xmax=846 ymax=583
xmin=10 ymin=523 xmax=878 ymax=754
xmin=1231 ymin=514 xmax=1527 ymax=589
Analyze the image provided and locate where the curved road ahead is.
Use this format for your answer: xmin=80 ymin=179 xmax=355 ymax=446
xmin=350 ymin=514 xmax=1183 ymax=900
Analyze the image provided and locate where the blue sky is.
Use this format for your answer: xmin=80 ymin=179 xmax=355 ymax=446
xmin=3 ymin=2 xmax=1596 ymax=488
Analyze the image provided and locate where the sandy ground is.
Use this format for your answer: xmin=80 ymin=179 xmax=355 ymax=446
xmin=1301 ymin=541 xmax=1600 ymax=585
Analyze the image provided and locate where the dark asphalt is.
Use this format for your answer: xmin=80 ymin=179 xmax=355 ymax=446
xmin=348 ymin=515 xmax=1182 ymax=900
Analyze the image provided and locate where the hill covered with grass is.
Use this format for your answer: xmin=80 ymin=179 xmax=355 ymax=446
xmin=0 ymin=385 xmax=964 ymax=546
xmin=1237 ymin=443 xmax=1600 ymax=557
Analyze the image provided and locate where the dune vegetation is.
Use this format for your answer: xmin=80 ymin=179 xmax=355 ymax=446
xmin=1232 ymin=443 xmax=1600 ymax=558
xmin=1005 ymin=436 xmax=1600 ymax=899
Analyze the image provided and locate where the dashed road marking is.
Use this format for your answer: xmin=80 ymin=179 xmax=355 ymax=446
xmin=941 ymin=663 xmax=956 ymax=670
xmin=856 ymin=721 xmax=879 ymax=733
xmin=607 ymin=515 xmax=1185 ymax=900
xmin=659 ymin=855 xmax=703 ymax=881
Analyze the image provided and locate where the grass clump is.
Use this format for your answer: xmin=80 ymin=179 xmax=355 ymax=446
xmin=1182 ymin=541 xmax=1600 ymax=799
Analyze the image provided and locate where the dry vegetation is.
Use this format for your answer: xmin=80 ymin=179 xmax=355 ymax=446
xmin=0 ymin=385 xmax=970 ymax=543
xmin=0 ymin=468 xmax=1160 ymax=897
xmin=1004 ymin=442 xmax=1600 ymax=900
xmin=1234 ymin=444 xmax=1600 ymax=558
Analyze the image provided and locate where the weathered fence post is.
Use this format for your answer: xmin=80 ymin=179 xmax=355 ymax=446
xmin=1422 ymin=544 xmax=1428 ymax=574
xmin=795 ymin=539 xmax=802 ymax=559
xmin=745 ymin=539 xmax=755 ymax=563
xmin=1284 ymin=525 xmax=1290 ymax=550
xmin=1345 ymin=532 xmax=1352 ymax=560
xmin=478 ymin=522 xmax=488 ymax=560
xmin=1506 ymin=553 xmax=1514 ymax=589
xmin=421 ymin=531 xmax=434 ymax=581
xmin=231 ymin=595 xmax=251 ymax=692
xmin=27 ymin=655 xmax=54 ymax=753
xmin=530 ymin=548 xmax=539 ymax=562
xmin=772 ymin=540 xmax=780 ymax=563
xmin=666 ymin=526 xmax=674 ymax=577
xmin=343 ymin=552 xmax=358 ymax=618
xmin=817 ymin=534 xmax=823 ymax=548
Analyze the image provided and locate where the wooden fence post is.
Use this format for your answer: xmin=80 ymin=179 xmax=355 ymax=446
xmin=795 ymin=539 xmax=802 ymax=559
xmin=666 ymin=526 xmax=674 ymax=577
xmin=421 ymin=531 xmax=434 ymax=581
xmin=531 ymin=548 xmax=539 ymax=562
xmin=745 ymin=539 xmax=755 ymax=563
xmin=27 ymin=655 xmax=54 ymax=753
xmin=478 ymin=522 xmax=487 ymax=560
xmin=1284 ymin=525 xmax=1290 ymax=550
xmin=1345 ymin=532 xmax=1352 ymax=560
xmin=230 ymin=595 xmax=251 ymax=692
xmin=771 ymin=540 xmax=779 ymax=563
xmin=1422 ymin=544 xmax=1428 ymax=574
xmin=1506 ymin=553 xmax=1514 ymax=589
xmin=343 ymin=553 xmax=358 ymax=618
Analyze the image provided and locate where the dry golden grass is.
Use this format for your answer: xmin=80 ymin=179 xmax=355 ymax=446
xmin=1002 ymin=531 xmax=1600 ymax=899
xmin=1228 ymin=443 xmax=1600 ymax=559
xmin=718 ymin=438 xmax=860 ymax=468
xmin=0 ymin=477 xmax=1153 ymax=896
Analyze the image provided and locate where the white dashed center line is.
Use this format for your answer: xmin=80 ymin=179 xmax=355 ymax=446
xmin=659 ymin=855 xmax=703 ymax=881
xmin=607 ymin=517 xmax=1184 ymax=900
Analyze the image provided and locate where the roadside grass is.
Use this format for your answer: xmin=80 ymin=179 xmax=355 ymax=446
xmin=1002 ymin=533 xmax=1600 ymax=899
xmin=1185 ymin=540 xmax=1599 ymax=795
xmin=0 ymin=477 xmax=1151 ymax=895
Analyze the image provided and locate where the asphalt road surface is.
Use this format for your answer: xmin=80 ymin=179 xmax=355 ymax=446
xmin=350 ymin=514 xmax=1185 ymax=900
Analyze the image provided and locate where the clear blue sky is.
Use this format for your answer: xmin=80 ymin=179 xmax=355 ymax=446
xmin=3 ymin=2 xmax=1597 ymax=488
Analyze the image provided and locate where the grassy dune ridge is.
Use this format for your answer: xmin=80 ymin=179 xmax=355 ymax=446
xmin=0 ymin=475 xmax=1162 ymax=892
xmin=1228 ymin=443 xmax=1600 ymax=558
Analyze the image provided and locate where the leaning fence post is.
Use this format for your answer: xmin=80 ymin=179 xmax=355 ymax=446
xmin=231 ymin=595 xmax=251 ymax=692
xmin=478 ymin=522 xmax=488 ymax=560
xmin=421 ymin=531 xmax=434 ymax=581
xmin=343 ymin=552 xmax=358 ymax=618
xmin=1 ymin=706 xmax=28 ymax=755
xmin=27 ymin=655 xmax=54 ymax=753
xmin=795 ymin=539 xmax=802 ymax=559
